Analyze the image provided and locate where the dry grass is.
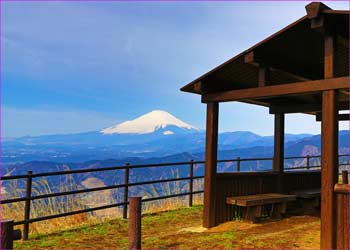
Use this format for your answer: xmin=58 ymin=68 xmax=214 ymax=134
xmin=1 ymin=169 xmax=204 ymax=235
xmin=15 ymin=206 xmax=320 ymax=250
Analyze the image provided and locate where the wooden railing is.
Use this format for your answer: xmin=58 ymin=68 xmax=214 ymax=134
xmin=1 ymin=154 xmax=349 ymax=240
xmin=335 ymin=170 xmax=350 ymax=249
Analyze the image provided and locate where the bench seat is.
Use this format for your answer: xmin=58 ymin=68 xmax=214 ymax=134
xmin=226 ymin=193 xmax=296 ymax=223
xmin=226 ymin=193 xmax=296 ymax=206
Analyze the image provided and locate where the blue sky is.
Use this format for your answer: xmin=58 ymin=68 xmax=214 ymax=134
xmin=1 ymin=1 xmax=349 ymax=137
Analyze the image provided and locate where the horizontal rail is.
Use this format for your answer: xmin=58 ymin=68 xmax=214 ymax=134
xmin=1 ymin=176 xmax=205 ymax=204
xmin=2 ymin=153 xmax=349 ymax=239
xmin=2 ymin=154 xmax=349 ymax=180
xmin=13 ymin=191 xmax=204 ymax=225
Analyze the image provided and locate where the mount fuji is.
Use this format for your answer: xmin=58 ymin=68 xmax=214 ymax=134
xmin=5 ymin=110 xmax=200 ymax=147
xmin=101 ymin=110 xmax=199 ymax=135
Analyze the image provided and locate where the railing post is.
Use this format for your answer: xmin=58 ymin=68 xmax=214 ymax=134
xmin=1 ymin=219 xmax=14 ymax=250
xmin=129 ymin=197 xmax=142 ymax=250
xmin=23 ymin=171 xmax=33 ymax=240
xmin=123 ymin=163 xmax=130 ymax=219
xmin=236 ymin=157 xmax=241 ymax=172
xmin=1 ymin=219 xmax=22 ymax=250
xmin=342 ymin=170 xmax=348 ymax=184
xmin=306 ymin=155 xmax=310 ymax=170
xmin=189 ymin=160 xmax=194 ymax=207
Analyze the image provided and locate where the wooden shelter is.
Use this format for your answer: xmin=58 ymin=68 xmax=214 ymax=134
xmin=181 ymin=2 xmax=349 ymax=249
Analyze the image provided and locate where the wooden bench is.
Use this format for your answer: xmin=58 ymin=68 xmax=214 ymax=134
xmin=290 ymin=189 xmax=321 ymax=214
xmin=226 ymin=193 xmax=296 ymax=223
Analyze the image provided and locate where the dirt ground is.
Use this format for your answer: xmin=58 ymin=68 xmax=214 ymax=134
xmin=15 ymin=206 xmax=320 ymax=250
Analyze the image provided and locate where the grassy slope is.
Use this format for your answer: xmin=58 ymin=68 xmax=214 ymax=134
xmin=15 ymin=206 xmax=320 ymax=250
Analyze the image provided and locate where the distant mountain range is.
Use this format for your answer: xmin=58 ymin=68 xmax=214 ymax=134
xmin=2 ymin=110 xmax=350 ymax=171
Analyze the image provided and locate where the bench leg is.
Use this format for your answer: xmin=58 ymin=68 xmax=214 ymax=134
xmin=301 ymin=197 xmax=320 ymax=214
xmin=271 ymin=202 xmax=286 ymax=219
xmin=245 ymin=206 xmax=262 ymax=223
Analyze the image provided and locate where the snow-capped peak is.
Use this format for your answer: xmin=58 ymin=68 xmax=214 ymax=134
xmin=101 ymin=110 xmax=198 ymax=135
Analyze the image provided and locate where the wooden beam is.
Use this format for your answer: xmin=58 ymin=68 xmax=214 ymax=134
xmin=321 ymin=33 xmax=338 ymax=250
xmin=321 ymin=90 xmax=339 ymax=249
xmin=305 ymin=2 xmax=331 ymax=30
xmin=203 ymin=102 xmax=219 ymax=228
xmin=202 ymin=76 xmax=350 ymax=103
xmin=316 ymin=113 xmax=350 ymax=121
xmin=305 ymin=2 xmax=331 ymax=19
xmin=273 ymin=114 xmax=284 ymax=192
xmin=270 ymin=101 xmax=349 ymax=114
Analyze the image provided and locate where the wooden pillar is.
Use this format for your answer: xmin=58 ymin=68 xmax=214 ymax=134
xmin=320 ymin=34 xmax=338 ymax=250
xmin=273 ymin=113 xmax=284 ymax=192
xmin=203 ymin=102 xmax=219 ymax=228
xmin=129 ymin=197 xmax=142 ymax=250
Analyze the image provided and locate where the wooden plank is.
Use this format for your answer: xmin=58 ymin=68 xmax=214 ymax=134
xmin=316 ymin=113 xmax=350 ymax=121
xmin=320 ymin=89 xmax=338 ymax=249
xmin=203 ymin=102 xmax=219 ymax=228
xmin=201 ymin=76 xmax=350 ymax=103
xmin=226 ymin=193 xmax=296 ymax=207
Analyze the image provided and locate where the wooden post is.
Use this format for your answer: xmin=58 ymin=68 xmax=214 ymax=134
xmin=1 ymin=220 xmax=21 ymax=250
xmin=203 ymin=102 xmax=219 ymax=228
xmin=273 ymin=114 xmax=284 ymax=193
xmin=1 ymin=220 xmax=14 ymax=250
xmin=236 ymin=157 xmax=241 ymax=172
xmin=129 ymin=197 xmax=142 ymax=250
xmin=23 ymin=171 xmax=33 ymax=240
xmin=306 ymin=155 xmax=310 ymax=170
xmin=321 ymin=90 xmax=339 ymax=249
xmin=321 ymin=32 xmax=338 ymax=250
xmin=123 ymin=163 xmax=130 ymax=219
xmin=342 ymin=170 xmax=348 ymax=185
xmin=189 ymin=160 xmax=194 ymax=207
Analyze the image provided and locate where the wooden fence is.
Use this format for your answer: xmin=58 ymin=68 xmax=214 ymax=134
xmin=335 ymin=171 xmax=350 ymax=249
xmin=1 ymin=154 xmax=349 ymax=240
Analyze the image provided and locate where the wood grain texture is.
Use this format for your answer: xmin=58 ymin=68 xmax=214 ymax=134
xmin=129 ymin=197 xmax=142 ymax=250
xmin=321 ymin=90 xmax=338 ymax=249
xmin=226 ymin=193 xmax=296 ymax=207
xmin=203 ymin=102 xmax=219 ymax=228
xmin=201 ymin=76 xmax=350 ymax=103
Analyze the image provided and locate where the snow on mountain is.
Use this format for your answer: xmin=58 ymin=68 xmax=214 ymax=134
xmin=101 ymin=110 xmax=198 ymax=135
